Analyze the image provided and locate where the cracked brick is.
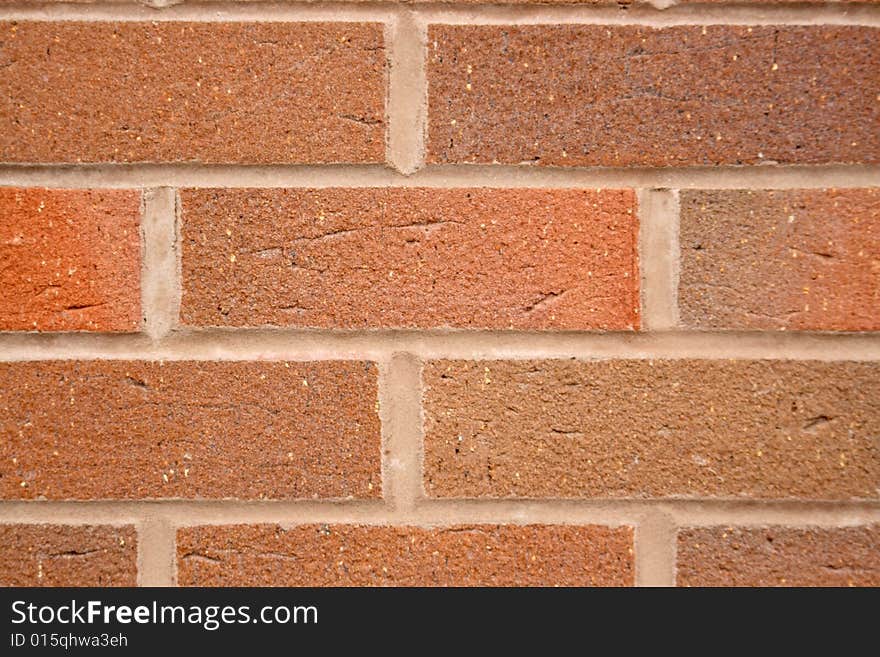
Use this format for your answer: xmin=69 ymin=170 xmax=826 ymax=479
xmin=0 ymin=188 xmax=141 ymax=332
xmin=176 ymin=524 xmax=635 ymax=586
xmin=0 ymin=525 xmax=137 ymax=586
xmin=179 ymin=188 xmax=640 ymax=330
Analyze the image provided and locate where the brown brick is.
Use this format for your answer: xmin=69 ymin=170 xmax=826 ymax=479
xmin=680 ymin=189 xmax=880 ymax=331
xmin=180 ymin=188 xmax=639 ymax=330
xmin=427 ymin=25 xmax=880 ymax=166
xmin=677 ymin=526 xmax=880 ymax=587
xmin=0 ymin=188 xmax=141 ymax=332
xmin=0 ymin=524 xmax=137 ymax=586
xmin=423 ymin=359 xmax=880 ymax=500
xmin=0 ymin=22 xmax=385 ymax=164
xmin=0 ymin=360 xmax=380 ymax=500
xmin=177 ymin=524 xmax=634 ymax=586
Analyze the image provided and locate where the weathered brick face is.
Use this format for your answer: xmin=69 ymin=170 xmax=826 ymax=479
xmin=180 ymin=188 xmax=639 ymax=330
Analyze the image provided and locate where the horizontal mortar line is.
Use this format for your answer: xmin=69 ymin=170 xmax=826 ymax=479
xmin=0 ymin=499 xmax=877 ymax=527
xmin=1 ymin=330 xmax=880 ymax=361
xmin=0 ymin=163 xmax=878 ymax=190
xmin=414 ymin=3 xmax=880 ymax=25
xmin=2 ymin=2 xmax=880 ymax=25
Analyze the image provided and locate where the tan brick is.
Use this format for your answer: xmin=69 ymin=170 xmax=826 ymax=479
xmin=423 ymin=360 xmax=880 ymax=500
xmin=0 ymin=22 xmax=385 ymax=164
xmin=427 ymin=25 xmax=880 ymax=166
xmin=180 ymin=188 xmax=639 ymax=330
xmin=177 ymin=524 xmax=634 ymax=586
xmin=680 ymin=189 xmax=880 ymax=331
xmin=0 ymin=188 xmax=141 ymax=332
xmin=0 ymin=361 xmax=380 ymax=500
xmin=677 ymin=526 xmax=880 ymax=586
xmin=0 ymin=524 xmax=137 ymax=586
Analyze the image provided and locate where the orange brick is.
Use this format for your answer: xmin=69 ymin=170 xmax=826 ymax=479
xmin=677 ymin=526 xmax=880 ymax=586
xmin=180 ymin=188 xmax=639 ymax=330
xmin=0 ymin=188 xmax=141 ymax=332
xmin=0 ymin=524 xmax=137 ymax=586
xmin=0 ymin=361 xmax=381 ymax=500
xmin=1 ymin=22 xmax=385 ymax=164
xmin=177 ymin=524 xmax=635 ymax=586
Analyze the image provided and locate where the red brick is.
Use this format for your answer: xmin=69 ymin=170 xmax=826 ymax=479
xmin=427 ymin=25 xmax=880 ymax=166
xmin=0 ymin=524 xmax=137 ymax=586
xmin=680 ymin=189 xmax=880 ymax=331
xmin=179 ymin=188 xmax=639 ymax=330
xmin=177 ymin=524 xmax=634 ymax=586
xmin=0 ymin=188 xmax=141 ymax=332
xmin=423 ymin=359 xmax=880 ymax=500
xmin=0 ymin=360 xmax=380 ymax=500
xmin=677 ymin=526 xmax=880 ymax=586
xmin=0 ymin=22 xmax=385 ymax=164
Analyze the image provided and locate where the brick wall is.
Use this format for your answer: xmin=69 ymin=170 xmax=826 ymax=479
xmin=0 ymin=1 xmax=878 ymax=587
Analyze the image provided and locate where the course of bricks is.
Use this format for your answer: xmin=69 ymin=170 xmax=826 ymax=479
xmin=0 ymin=0 xmax=878 ymax=587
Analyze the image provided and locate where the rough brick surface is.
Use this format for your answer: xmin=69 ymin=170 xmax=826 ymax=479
xmin=0 ymin=22 xmax=385 ymax=164
xmin=427 ymin=25 xmax=880 ymax=166
xmin=180 ymin=188 xmax=639 ymax=330
xmin=677 ymin=526 xmax=880 ymax=586
xmin=423 ymin=359 xmax=880 ymax=500
xmin=679 ymin=189 xmax=880 ymax=331
xmin=0 ymin=361 xmax=380 ymax=500
xmin=0 ymin=524 xmax=137 ymax=586
xmin=0 ymin=188 xmax=141 ymax=332
xmin=177 ymin=524 xmax=634 ymax=586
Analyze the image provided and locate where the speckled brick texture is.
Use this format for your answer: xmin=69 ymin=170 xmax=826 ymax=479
xmin=179 ymin=188 xmax=639 ymax=330
xmin=0 ymin=188 xmax=141 ymax=332
xmin=1 ymin=3 xmax=879 ymax=591
xmin=427 ymin=25 xmax=880 ymax=167
xmin=176 ymin=524 xmax=635 ymax=586
xmin=0 ymin=22 xmax=386 ymax=164
xmin=423 ymin=359 xmax=880 ymax=500
xmin=0 ymin=360 xmax=381 ymax=500
xmin=677 ymin=526 xmax=880 ymax=586
xmin=0 ymin=525 xmax=137 ymax=586
xmin=679 ymin=189 xmax=880 ymax=331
